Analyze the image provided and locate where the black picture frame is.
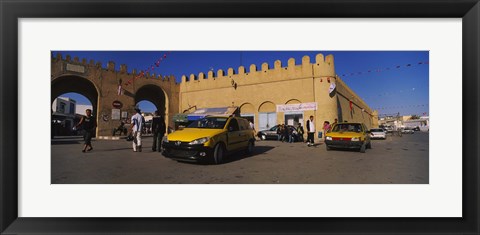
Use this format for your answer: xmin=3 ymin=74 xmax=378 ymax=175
xmin=1 ymin=0 xmax=478 ymax=234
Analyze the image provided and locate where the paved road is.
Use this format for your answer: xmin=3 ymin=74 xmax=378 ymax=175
xmin=51 ymin=132 xmax=429 ymax=184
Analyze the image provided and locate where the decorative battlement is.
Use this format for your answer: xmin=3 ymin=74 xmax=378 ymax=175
xmin=53 ymin=53 xmax=176 ymax=83
xmin=180 ymin=54 xmax=336 ymax=91
xmin=180 ymin=53 xmax=336 ymax=84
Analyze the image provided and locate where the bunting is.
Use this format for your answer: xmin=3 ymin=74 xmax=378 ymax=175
xmin=124 ymin=52 xmax=171 ymax=86
xmin=339 ymin=61 xmax=429 ymax=78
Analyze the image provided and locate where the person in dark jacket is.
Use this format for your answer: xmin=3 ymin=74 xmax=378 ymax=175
xmin=75 ymin=109 xmax=97 ymax=153
xmin=284 ymin=124 xmax=292 ymax=143
xmin=277 ymin=124 xmax=284 ymax=141
xmin=151 ymin=110 xmax=166 ymax=152
xmin=297 ymin=123 xmax=304 ymax=142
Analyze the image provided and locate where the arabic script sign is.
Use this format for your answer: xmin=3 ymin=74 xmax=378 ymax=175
xmin=276 ymin=102 xmax=317 ymax=112
xmin=66 ymin=64 xmax=85 ymax=73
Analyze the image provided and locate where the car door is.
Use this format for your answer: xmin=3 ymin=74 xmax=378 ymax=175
xmin=362 ymin=124 xmax=370 ymax=142
xmin=266 ymin=125 xmax=278 ymax=138
xmin=226 ymin=118 xmax=242 ymax=151
xmin=237 ymin=119 xmax=251 ymax=148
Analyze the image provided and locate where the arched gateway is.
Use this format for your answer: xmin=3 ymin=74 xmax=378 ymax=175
xmin=51 ymin=54 xmax=179 ymax=138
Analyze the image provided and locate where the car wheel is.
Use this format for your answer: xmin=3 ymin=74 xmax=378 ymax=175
xmin=245 ymin=140 xmax=254 ymax=155
xmin=261 ymin=134 xmax=266 ymax=140
xmin=326 ymin=145 xmax=331 ymax=151
xmin=360 ymin=144 xmax=366 ymax=153
xmin=213 ymin=143 xmax=225 ymax=164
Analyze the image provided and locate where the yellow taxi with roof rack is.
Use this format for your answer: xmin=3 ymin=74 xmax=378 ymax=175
xmin=162 ymin=116 xmax=255 ymax=164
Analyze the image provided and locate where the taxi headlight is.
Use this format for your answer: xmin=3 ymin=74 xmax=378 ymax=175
xmin=351 ymin=137 xmax=360 ymax=141
xmin=189 ymin=137 xmax=210 ymax=145
xmin=326 ymin=136 xmax=332 ymax=141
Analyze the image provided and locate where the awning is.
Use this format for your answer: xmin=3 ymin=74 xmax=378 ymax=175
xmin=174 ymin=107 xmax=239 ymax=122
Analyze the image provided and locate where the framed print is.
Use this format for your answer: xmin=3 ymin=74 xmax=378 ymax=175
xmin=1 ymin=0 xmax=479 ymax=234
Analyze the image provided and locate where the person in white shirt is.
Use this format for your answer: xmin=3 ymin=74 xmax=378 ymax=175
xmin=306 ymin=115 xmax=315 ymax=147
xmin=130 ymin=108 xmax=145 ymax=152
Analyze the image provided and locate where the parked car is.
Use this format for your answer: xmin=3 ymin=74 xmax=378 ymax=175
xmin=325 ymin=122 xmax=371 ymax=153
xmin=402 ymin=128 xmax=415 ymax=134
xmin=384 ymin=126 xmax=394 ymax=133
xmin=370 ymin=128 xmax=386 ymax=139
xmin=162 ymin=116 xmax=255 ymax=164
xmin=257 ymin=124 xmax=298 ymax=141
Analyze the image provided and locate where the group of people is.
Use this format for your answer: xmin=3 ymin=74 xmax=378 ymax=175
xmin=75 ymin=108 xmax=166 ymax=153
xmin=276 ymin=123 xmax=305 ymax=143
xmin=128 ymin=108 xmax=167 ymax=152
xmin=274 ymin=116 xmax=338 ymax=147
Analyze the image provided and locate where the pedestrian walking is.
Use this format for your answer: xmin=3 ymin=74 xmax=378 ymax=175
xmin=74 ymin=109 xmax=97 ymax=153
xmin=306 ymin=115 xmax=315 ymax=146
xmin=323 ymin=121 xmax=331 ymax=140
xmin=297 ymin=123 xmax=304 ymax=142
xmin=151 ymin=110 xmax=166 ymax=152
xmin=130 ymin=108 xmax=145 ymax=152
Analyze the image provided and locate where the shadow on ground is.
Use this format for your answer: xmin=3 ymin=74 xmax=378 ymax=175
xmin=51 ymin=140 xmax=81 ymax=145
xmin=176 ymin=145 xmax=276 ymax=165
xmin=222 ymin=145 xmax=275 ymax=164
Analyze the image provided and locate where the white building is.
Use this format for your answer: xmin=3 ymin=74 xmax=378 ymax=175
xmin=76 ymin=104 xmax=93 ymax=116
xmin=52 ymin=97 xmax=77 ymax=135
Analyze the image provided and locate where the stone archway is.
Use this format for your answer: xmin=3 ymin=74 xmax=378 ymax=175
xmin=51 ymin=75 xmax=99 ymax=136
xmin=52 ymin=75 xmax=99 ymax=112
xmin=134 ymin=84 xmax=167 ymax=116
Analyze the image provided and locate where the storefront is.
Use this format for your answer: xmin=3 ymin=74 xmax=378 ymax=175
xmin=277 ymin=102 xmax=317 ymax=127
xmin=284 ymin=112 xmax=304 ymax=127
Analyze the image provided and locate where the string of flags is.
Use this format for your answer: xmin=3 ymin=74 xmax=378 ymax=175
xmin=375 ymin=104 xmax=429 ymax=110
xmin=338 ymin=61 xmax=429 ymax=78
xmin=379 ymin=112 xmax=428 ymax=117
xmin=123 ymin=51 xmax=171 ymax=87
xmin=361 ymin=87 xmax=419 ymax=100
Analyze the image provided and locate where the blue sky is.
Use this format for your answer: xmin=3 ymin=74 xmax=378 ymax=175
xmin=53 ymin=51 xmax=429 ymax=116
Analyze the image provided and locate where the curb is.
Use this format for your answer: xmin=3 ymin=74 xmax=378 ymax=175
xmin=97 ymin=136 xmax=126 ymax=140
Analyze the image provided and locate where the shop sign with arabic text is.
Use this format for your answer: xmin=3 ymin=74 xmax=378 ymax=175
xmin=276 ymin=102 xmax=317 ymax=112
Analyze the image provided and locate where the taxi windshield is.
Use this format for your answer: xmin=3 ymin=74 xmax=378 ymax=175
xmin=332 ymin=123 xmax=363 ymax=132
xmin=186 ymin=117 xmax=228 ymax=129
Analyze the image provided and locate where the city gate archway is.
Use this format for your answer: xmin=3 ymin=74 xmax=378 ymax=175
xmin=51 ymin=53 xmax=179 ymax=137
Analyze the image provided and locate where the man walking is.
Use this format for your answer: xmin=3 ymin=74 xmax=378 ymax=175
xmin=151 ymin=110 xmax=166 ymax=152
xmin=75 ymin=109 xmax=97 ymax=153
xmin=306 ymin=115 xmax=315 ymax=147
xmin=130 ymin=108 xmax=145 ymax=152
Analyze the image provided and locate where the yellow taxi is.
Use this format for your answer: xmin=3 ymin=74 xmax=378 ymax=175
xmin=324 ymin=122 xmax=371 ymax=153
xmin=162 ymin=116 xmax=255 ymax=164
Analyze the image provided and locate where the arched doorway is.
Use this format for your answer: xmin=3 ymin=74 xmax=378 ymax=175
xmin=258 ymin=101 xmax=276 ymax=131
xmin=135 ymin=85 xmax=168 ymax=133
xmin=134 ymin=85 xmax=167 ymax=117
xmin=51 ymin=75 xmax=99 ymax=138
xmin=239 ymin=103 xmax=255 ymax=124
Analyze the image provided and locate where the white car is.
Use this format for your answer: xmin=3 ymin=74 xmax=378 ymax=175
xmin=370 ymin=128 xmax=386 ymax=139
xmin=402 ymin=128 xmax=415 ymax=134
